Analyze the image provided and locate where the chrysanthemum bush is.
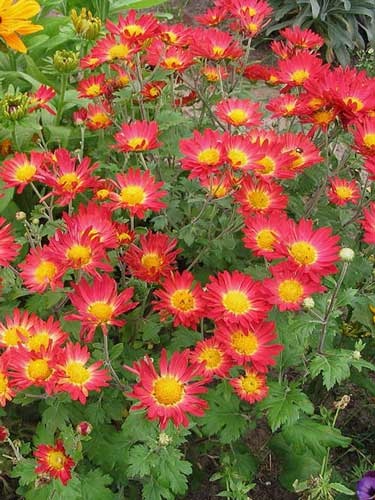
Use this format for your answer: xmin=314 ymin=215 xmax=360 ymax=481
xmin=0 ymin=0 xmax=375 ymax=498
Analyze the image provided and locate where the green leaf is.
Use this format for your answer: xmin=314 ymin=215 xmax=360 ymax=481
xmin=200 ymin=382 xmax=248 ymax=443
xmin=330 ymin=483 xmax=355 ymax=495
xmin=81 ymin=469 xmax=115 ymax=500
xmin=309 ymin=351 xmax=352 ymax=389
xmin=110 ymin=0 xmax=168 ymax=14
xmin=259 ymin=382 xmax=314 ymax=432
xmin=158 ymin=447 xmax=192 ymax=495
xmin=11 ymin=459 xmax=36 ymax=486
xmin=127 ymin=444 xmax=152 ymax=477
xmin=142 ymin=479 xmax=172 ymax=500
xmin=110 ymin=342 xmax=124 ymax=360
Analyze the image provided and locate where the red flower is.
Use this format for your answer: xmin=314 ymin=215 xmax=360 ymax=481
xmin=84 ymin=102 xmax=113 ymax=130
xmin=109 ymin=168 xmax=167 ymax=218
xmin=215 ymin=97 xmax=262 ymax=127
xmin=204 ymin=270 xmax=271 ymax=328
xmin=279 ymin=218 xmax=340 ymax=280
xmin=266 ymin=94 xmax=303 ymax=118
xmin=234 ymin=176 xmax=288 ymax=217
xmin=327 ymin=177 xmax=360 ymax=206
xmin=277 ymin=52 xmax=325 ymax=87
xmin=190 ymin=337 xmax=232 ymax=380
xmin=146 ymin=40 xmax=194 ymax=72
xmin=23 ymin=316 xmax=68 ymax=353
xmin=353 ymin=117 xmax=375 ymax=157
xmin=215 ymin=321 xmax=282 ymax=370
xmin=180 ymin=129 xmax=224 ymax=180
xmin=278 ymin=132 xmax=323 ymax=178
xmin=125 ymin=349 xmax=208 ymax=429
xmin=106 ymin=9 xmax=160 ymax=42
xmin=200 ymin=64 xmax=229 ymax=83
xmin=124 ymin=231 xmax=181 ymax=283
xmin=0 ymin=309 xmax=36 ymax=350
xmin=263 ymin=263 xmax=325 ymax=311
xmin=65 ymin=275 xmax=137 ymax=341
xmin=191 ymin=28 xmax=243 ymax=60
xmin=0 ymin=151 xmax=44 ymax=193
xmin=280 ymin=26 xmax=324 ymax=51
xmin=158 ymin=23 xmax=193 ymax=46
xmin=114 ymin=120 xmax=161 ymax=152
xmin=242 ymin=212 xmax=289 ymax=259
xmin=229 ymin=0 xmax=273 ymax=19
xmin=224 ymin=133 xmax=263 ymax=171
xmin=0 ymin=217 xmax=20 ymax=267
xmin=77 ymin=74 xmax=107 ymax=98
xmin=195 ymin=6 xmax=228 ymax=26
xmin=141 ymin=80 xmax=167 ymax=101
xmin=90 ymin=34 xmax=138 ymax=64
xmin=230 ymin=368 xmax=268 ymax=403
xmin=361 ymin=202 xmax=375 ymax=245
xmin=0 ymin=355 xmax=16 ymax=406
xmin=152 ymin=270 xmax=205 ymax=329
xmin=28 ymin=85 xmax=56 ymax=115
xmin=35 ymin=149 xmax=100 ymax=206
xmin=34 ymin=439 xmax=75 ymax=485
xmin=55 ymin=343 xmax=109 ymax=404
xmin=19 ymin=245 xmax=64 ymax=293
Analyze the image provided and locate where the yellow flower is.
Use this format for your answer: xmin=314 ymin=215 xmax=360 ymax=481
xmin=0 ymin=0 xmax=43 ymax=53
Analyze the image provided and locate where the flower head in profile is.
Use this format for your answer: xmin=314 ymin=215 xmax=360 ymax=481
xmin=34 ymin=439 xmax=75 ymax=485
xmin=0 ymin=0 xmax=43 ymax=53
xmin=125 ymin=349 xmax=208 ymax=429
xmin=0 ymin=217 xmax=20 ymax=267
xmin=65 ymin=275 xmax=137 ymax=341
xmin=28 ymin=85 xmax=56 ymax=114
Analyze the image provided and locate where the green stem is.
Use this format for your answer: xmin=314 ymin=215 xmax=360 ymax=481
xmin=318 ymin=262 xmax=349 ymax=354
xmin=55 ymin=73 xmax=69 ymax=125
xmin=103 ymin=334 xmax=128 ymax=392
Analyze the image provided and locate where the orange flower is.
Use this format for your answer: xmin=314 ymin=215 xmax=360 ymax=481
xmin=0 ymin=0 xmax=43 ymax=53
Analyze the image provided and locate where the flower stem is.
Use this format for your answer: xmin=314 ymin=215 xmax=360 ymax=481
xmin=55 ymin=73 xmax=68 ymax=125
xmin=103 ymin=334 xmax=128 ymax=392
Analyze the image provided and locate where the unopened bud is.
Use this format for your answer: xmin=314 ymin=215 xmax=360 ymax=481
xmin=53 ymin=50 xmax=79 ymax=73
xmin=15 ymin=211 xmax=26 ymax=221
xmin=158 ymin=432 xmax=172 ymax=446
xmin=352 ymin=350 xmax=361 ymax=360
xmin=334 ymin=394 xmax=350 ymax=410
xmin=31 ymin=218 xmax=40 ymax=225
xmin=339 ymin=248 xmax=355 ymax=262
xmin=76 ymin=421 xmax=92 ymax=436
xmin=0 ymin=426 xmax=9 ymax=442
xmin=0 ymin=93 xmax=30 ymax=121
xmin=71 ymin=8 xmax=102 ymax=40
xmin=303 ymin=297 xmax=315 ymax=310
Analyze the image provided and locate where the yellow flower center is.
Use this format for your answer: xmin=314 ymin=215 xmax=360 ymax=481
xmin=343 ymin=96 xmax=363 ymax=111
xmin=47 ymin=451 xmax=66 ymax=470
xmin=198 ymin=347 xmax=222 ymax=369
xmin=291 ymin=69 xmax=309 ymax=85
xmin=15 ymin=162 xmax=36 ymax=182
xmin=170 ymin=289 xmax=195 ymax=312
xmin=313 ymin=109 xmax=335 ymax=125
xmin=309 ymin=97 xmax=324 ymax=109
xmin=27 ymin=359 xmax=52 ymax=381
xmin=241 ymin=372 xmax=261 ymax=393
xmin=96 ymin=188 xmax=110 ymax=200
xmin=212 ymin=45 xmax=224 ymax=57
xmin=141 ymin=252 xmax=163 ymax=271
xmin=153 ymin=375 xmax=184 ymax=406
xmin=85 ymin=83 xmax=101 ymax=97
xmin=247 ymin=189 xmax=270 ymax=210
xmin=120 ymin=185 xmax=146 ymax=206
xmin=162 ymin=31 xmax=177 ymax=44
xmin=57 ymin=172 xmax=81 ymax=192
xmin=2 ymin=327 xmax=28 ymax=346
xmin=227 ymin=148 xmax=248 ymax=168
xmin=197 ymin=148 xmax=220 ymax=165
xmin=227 ymin=108 xmax=248 ymax=125
xmin=108 ymin=43 xmax=129 ymax=60
xmin=289 ymin=150 xmax=304 ymax=170
xmin=222 ymin=290 xmax=251 ymax=315
xmin=163 ymin=56 xmax=182 ymax=69
xmin=243 ymin=6 xmax=257 ymax=15
xmin=34 ymin=260 xmax=57 ymax=284
xmin=65 ymin=361 xmax=90 ymax=385
xmin=66 ymin=244 xmax=92 ymax=266
xmin=27 ymin=332 xmax=50 ymax=352
xmin=284 ymin=102 xmax=296 ymax=113
xmin=335 ymin=185 xmax=353 ymax=200
xmin=363 ymin=133 xmax=375 ymax=148
xmin=246 ymin=22 xmax=258 ymax=34
xmin=255 ymin=228 xmax=276 ymax=250
xmin=289 ymin=241 xmax=317 ymax=266
xmin=127 ymin=136 xmax=149 ymax=150
xmin=0 ymin=374 xmax=8 ymax=395
xmin=257 ymin=156 xmax=276 ymax=175
xmin=90 ymin=112 xmax=110 ymax=126
xmin=210 ymin=183 xmax=228 ymax=198
xmin=231 ymin=330 xmax=258 ymax=355
xmin=149 ymin=87 xmax=160 ymax=97
xmin=87 ymin=301 xmax=114 ymax=322
xmin=124 ymin=24 xmax=145 ymax=37
xmin=278 ymin=279 xmax=304 ymax=303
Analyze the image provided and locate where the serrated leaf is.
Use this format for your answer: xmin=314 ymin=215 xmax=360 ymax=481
xmin=310 ymin=351 xmax=351 ymax=389
xmin=11 ymin=459 xmax=36 ymax=486
xmin=127 ymin=444 xmax=152 ymax=477
xmin=200 ymin=382 xmax=248 ymax=443
xmin=259 ymin=382 xmax=314 ymax=431
xmin=81 ymin=469 xmax=115 ymax=500
xmin=158 ymin=447 xmax=191 ymax=495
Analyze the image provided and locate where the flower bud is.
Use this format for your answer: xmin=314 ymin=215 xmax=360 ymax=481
xmin=15 ymin=211 xmax=26 ymax=221
xmin=352 ymin=350 xmax=361 ymax=360
xmin=71 ymin=8 xmax=102 ymax=40
xmin=302 ymin=297 xmax=315 ymax=310
xmin=0 ymin=93 xmax=30 ymax=121
xmin=158 ymin=432 xmax=172 ymax=446
xmin=31 ymin=218 xmax=40 ymax=225
xmin=76 ymin=421 xmax=93 ymax=436
xmin=53 ymin=50 xmax=79 ymax=73
xmin=0 ymin=426 xmax=9 ymax=442
xmin=334 ymin=394 xmax=350 ymax=410
xmin=339 ymin=247 xmax=355 ymax=262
